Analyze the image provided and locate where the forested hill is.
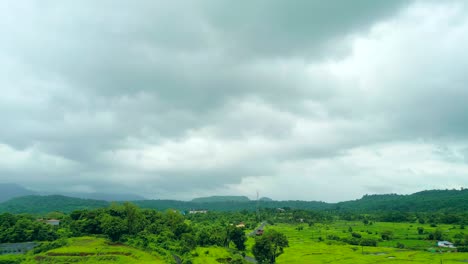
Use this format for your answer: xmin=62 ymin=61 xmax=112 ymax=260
xmin=0 ymin=189 xmax=467 ymax=214
xmin=134 ymin=199 xmax=330 ymax=212
xmin=0 ymin=196 xmax=329 ymax=214
xmin=335 ymin=189 xmax=468 ymax=212
xmin=0 ymin=195 xmax=109 ymax=214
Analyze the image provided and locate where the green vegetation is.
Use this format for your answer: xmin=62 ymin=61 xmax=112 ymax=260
xmin=0 ymin=189 xmax=468 ymax=263
xmin=253 ymin=222 xmax=468 ymax=263
xmin=0 ymin=195 xmax=109 ymax=214
xmin=252 ymin=230 xmax=289 ymax=263
xmin=22 ymin=237 xmax=164 ymax=264
xmin=2 ymin=189 xmax=468 ymax=215
xmin=0 ymin=214 xmax=58 ymax=243
xmin=0 ymin=254 xmax=24 ymax=264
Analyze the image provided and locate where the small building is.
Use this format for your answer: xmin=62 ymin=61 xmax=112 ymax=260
xmin=188 ymin=209 xmax=208 ymax=214
xmin=255 ymin=229 xmax=264 ymax=236
xmin=437 ymin=241 xmax=456 ymax=248
xmin=236 ymin=222 xmax=246 ymax=228
xmin=46 ymin=219 xmax=60 ymax=226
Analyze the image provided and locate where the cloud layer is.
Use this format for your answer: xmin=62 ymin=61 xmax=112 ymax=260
xmin=1 ymin=0 xmax=468 ymax=201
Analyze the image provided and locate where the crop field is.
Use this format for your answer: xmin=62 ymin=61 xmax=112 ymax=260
xmin=241 ymin=221 xmax=468 ymax=264
xmin=2 ymin=220 xmax=467 ymax=263
xmin=22 ymin=237 xmax=165 ymax=264
xmin=191 ymin=246 xmax=244 ymax=264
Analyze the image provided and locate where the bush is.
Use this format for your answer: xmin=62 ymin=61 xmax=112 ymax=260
xmin=360 ymin=238 xmax=377 ymax=247
xmin=0 ymin=255 xmax=24 ymax=264
xmin=33 ymin=238 xmax=68 ymax=254
xmin=396 ymin=242 xmax=405 ymax=249
xmin=417 ymin=227 xmax=424 ymax=235
xmin=381 ymin=231 xmax=393 ymax=241
xmin=458 ymin=246 xmax=468 ymax=252
xmin=351 ymin=232 xmax=362 ymax=238
xmin=327 ymin=234 xmax=340 ymax=241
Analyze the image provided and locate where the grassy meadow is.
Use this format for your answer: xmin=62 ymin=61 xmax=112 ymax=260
xmin=21 ymin=237 xmax=165 ymax=264
xmin=2 ymin=220 xmax=467 ymax=263
xmin=239 ymin=221 xmax=468 ymax=264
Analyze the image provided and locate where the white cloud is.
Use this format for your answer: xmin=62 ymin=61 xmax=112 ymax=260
xmin=1 ymin=1 xmax=468 ymax=200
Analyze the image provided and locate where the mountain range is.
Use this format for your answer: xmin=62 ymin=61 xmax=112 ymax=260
xmin=0 ymin=183 xmax=146 ymax=203
xmin=0 ymin=184 xmax=466 ymax=215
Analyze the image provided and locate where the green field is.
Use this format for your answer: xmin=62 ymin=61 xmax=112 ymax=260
xmin=239 ymin=221 xmax=468 ymax=264
xmin=21 ymin=237 xmax=165 ymax=264
xmin=2 ymin=221 xmax=467 ymax=263
xmin=191 ymin=246 xmax=245 ymax=264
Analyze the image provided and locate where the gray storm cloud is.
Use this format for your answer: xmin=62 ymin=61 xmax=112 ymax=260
xmin=1 ymin=0 xmax=468 ymax=201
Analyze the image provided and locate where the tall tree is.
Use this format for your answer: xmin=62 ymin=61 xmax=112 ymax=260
xmin=228 ymin=226 xmax=247 ymax=251
xmin=252 ymin=230 xmax=289 ymax=263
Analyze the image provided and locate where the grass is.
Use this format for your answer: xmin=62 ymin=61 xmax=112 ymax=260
xmin=5 ymin=220 xmax=467 ymax=263
xmin=191 ymin=246 xmax=240 ymax=264
xmin=247 ymin=221 xmax=468 ymax=264
xmin=22 ymin=237 xmax=165 ymax=264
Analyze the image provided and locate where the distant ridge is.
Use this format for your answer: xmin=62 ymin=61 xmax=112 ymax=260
xmin=0 ymin=183 xmax=36 ymax=203
xmin=0 ymin=195 xmax=109 ymax=214
xmin=191 ymin=195 xmax=250 ymax=203
xmin=0 ymin=183 xmax=146 ymax=203
xmin=42 ymin=192 xmax=147 ymax=201
xmin=0 ymin=188 xmax=467 ymax=214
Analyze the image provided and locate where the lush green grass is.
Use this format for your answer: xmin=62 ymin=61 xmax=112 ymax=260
xmin=7 ymin=221 xmax=467 ymax=264
xmin=0 ymin=254 xmax=24 ymax=264
xmin=246 ymin=222 xmax=468 ymax=264
xmin=22 ymin=237 xmax=164 ymax=264
xmin=191 ymin=246 xmax=243 ymax=264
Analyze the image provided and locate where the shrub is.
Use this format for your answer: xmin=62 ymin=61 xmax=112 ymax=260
xmin=327 ymin=234 xmax=340 ymax=241
xmin=381 ymin=231 xmax=393 ymax=241
xmin=33 ymin=238 xmax=68 ymax=254
xmin=458 ymin=246 xmax=468 ymax=252
xmin=360 ymin=238 xmax=377 ymax=247
xmin=417 ymin=227 xmax=424 ymax=235
xmin=0 ymin=255 xmax=24 ymax=264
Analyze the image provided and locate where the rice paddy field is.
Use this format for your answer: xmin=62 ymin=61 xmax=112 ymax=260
xmin=191 ymin=246 xmax=244 ymax=264
xmin=2 ymin=221 xmax=467 ymax=263
xmin=241 ymin=221 xmax=468 ymax=264
xmin=21 ymin=237 xmax=165 ymax=264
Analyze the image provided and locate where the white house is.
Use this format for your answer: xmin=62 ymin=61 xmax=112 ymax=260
xmin=437 ymin=241 xmax=456 ymax=248
xmin=45 ymin=219 xmax=60 ymax=226
xmin=188 ymin=209 xmax=208 ymax=214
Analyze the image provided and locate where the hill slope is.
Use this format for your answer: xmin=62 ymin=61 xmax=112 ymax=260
xmin=0 ymin=189 xmax=467 ymax=214
xmin=0 ymin=195 xmax=109 ymax=214
xmin=24 ymin=236 xmax=165 ymax=264
xmin=0 ymin=183 xmax=36 ymax=203
xmin=336 ymin=189 xmax=468 ymax=212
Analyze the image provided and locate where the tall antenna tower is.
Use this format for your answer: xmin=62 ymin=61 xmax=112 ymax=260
xmin=256 ymin=190 xmax=260 ymax=221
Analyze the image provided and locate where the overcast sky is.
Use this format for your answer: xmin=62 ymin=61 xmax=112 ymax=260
xmin=1 ymin=0 xmax=468 ymax=202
